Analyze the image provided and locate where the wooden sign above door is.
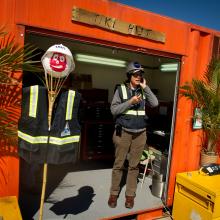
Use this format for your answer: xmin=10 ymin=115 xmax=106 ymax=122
xmin=72 ymin=7 xmax=166 ymax=43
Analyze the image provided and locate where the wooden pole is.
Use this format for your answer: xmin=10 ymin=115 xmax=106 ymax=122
xmin=38 ymin=71 xmax=68 ymax=220
xmin=38 ymin=163 xmax=48 ymax=220
xmin=38 ymin=93 xmax=55 ymax=220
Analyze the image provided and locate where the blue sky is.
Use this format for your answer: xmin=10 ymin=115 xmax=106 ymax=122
xmin=112 ymin=0 xmax=220 ymax=31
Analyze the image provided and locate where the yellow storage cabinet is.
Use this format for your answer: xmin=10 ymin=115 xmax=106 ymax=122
xmin=172 ymin=171 xmax=220 ymax=220
xmin=0 ymin=196 xmax=22 ymax=220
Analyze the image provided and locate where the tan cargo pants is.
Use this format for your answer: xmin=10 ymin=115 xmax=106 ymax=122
xmin=110 ymin=129 xmax=146 ymax=197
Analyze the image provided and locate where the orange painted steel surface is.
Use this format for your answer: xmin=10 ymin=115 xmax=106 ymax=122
xmin=15 ymin=0 xmax=189 ymax=55
xmin=100 ymin=206 xmax=163 ymax=220
xmin=0 ymin=0 xmax=24 ymax=198
xmin=166 ymin=30 xmax=214 ymax=206
xmin=1 ymin=0 xmax=220 ymax=212
xmin=135 ymin=207 xmax=163 ymax=220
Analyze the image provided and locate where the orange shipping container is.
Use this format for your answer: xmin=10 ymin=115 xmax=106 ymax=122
xmin=1 ymin=0 xmax=220 ymax=218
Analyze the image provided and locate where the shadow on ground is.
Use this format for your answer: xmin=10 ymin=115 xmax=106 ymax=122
xmin=49 ymin=185 xmax=95 ymax=218
xmin=19 ymin=159 xmax=113 ymax=220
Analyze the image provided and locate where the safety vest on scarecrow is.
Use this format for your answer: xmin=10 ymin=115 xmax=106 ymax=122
xmin=18 ymin=85 xmax=81 ymax=164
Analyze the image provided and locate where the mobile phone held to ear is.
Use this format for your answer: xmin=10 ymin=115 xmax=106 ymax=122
xmin=140 ymin=77 xmax=143 ymax=83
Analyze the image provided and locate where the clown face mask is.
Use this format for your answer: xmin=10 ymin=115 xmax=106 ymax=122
xmin=50 ymin=52 xmax=67 ymax=73
xmin=41 ymin=44 xmax=75 ymax=78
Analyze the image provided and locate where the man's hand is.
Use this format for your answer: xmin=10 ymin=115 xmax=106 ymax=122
xmin=129 ymin=94 xmax=142 ymax=105
xmin=140 ymin=78 xmax=147 ymax=89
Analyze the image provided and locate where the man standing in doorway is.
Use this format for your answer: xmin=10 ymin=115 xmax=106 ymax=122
xmin=108 ymin=61 xmax=158 ymax=209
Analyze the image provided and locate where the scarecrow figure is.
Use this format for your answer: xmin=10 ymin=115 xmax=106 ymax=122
xmin=18 ymin=44 xmax=81 ymax=220
xmin=18 ymin=44 xmax=81 ymax=164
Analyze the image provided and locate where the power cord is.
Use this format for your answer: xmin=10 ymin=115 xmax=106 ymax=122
xmin=161 ymin=199 xmax=174 ymax=220
xmin=150 ymin=160 xmax=173 ymax=220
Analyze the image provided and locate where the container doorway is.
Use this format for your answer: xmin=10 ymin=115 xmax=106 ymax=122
xmin=19 ymin=30 xmax=180 ymax=220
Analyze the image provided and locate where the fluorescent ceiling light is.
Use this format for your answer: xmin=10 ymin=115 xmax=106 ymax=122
xmin=75 ymin=54 xmax=126 ymax=67
xmin=160 ymin=63 xmax=178 ymax=72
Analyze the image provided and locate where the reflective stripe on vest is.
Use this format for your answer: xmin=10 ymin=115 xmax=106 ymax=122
xmin=121 ymin=84 xmax=145 ymax=100
xmin=121 ymin=84 xmax=128 ymax=99
xmin=141 ymin=89 xmax=146 ymax=99
xmin=120 ymin=85 xmax=145 ymax=116
xmin=18 ymin=130 xmax=48 ymax=144
xmin=66 ymin=90 xmax=75 ymax=120
xmin=124 ymin=110 xmax=145 ymax=115
xmin=49 ymin=136 xmax=80 ymax=145
xmin=18 ymin=130 xmax=80 ymax=145
xmin=29 ymin=85 xmax=39 ymax=117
